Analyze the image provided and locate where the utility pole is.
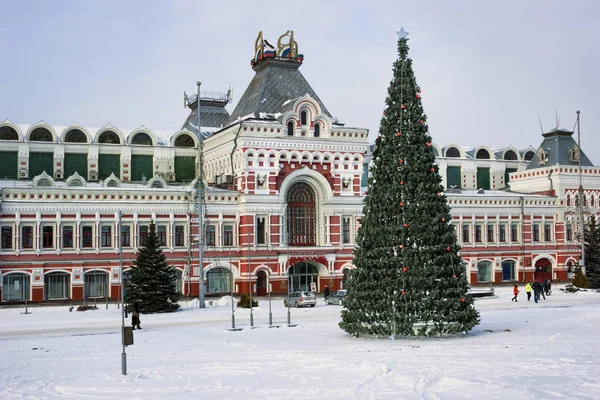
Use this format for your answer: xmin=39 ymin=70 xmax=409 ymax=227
xmin=196 ymin=81 xmax=206 ymax=308
xmin=577 ymin=110 xmax=586 ymax=276
xmin=248 ymin=232 xmax=254 ymax=327
xmin=119 ymin=211 xmax=127 ymax=375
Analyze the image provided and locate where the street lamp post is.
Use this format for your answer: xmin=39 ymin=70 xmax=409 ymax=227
xmin=576 ymin=110 xmax=586 ymax=276
xmin=247 ymin=232 xmax=254 ymax=328
xmin=119 ymin=211 xmax=127 ymax=375
xmin=196 ymin=81 xmax=206 ymax=308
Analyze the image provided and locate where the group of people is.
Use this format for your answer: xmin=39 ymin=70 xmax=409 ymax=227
xmin=512 ymin=279 xmax=552 ymax=303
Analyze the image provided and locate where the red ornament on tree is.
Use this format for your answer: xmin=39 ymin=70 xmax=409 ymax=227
xmin=437 ymin=192 xmax=441 ymax=197
xmin=461 ymin=297 xmax=465 ymax=303
xmin=419 ymin=119 xmax=424 ymax=124
xmin=403 ymin=223 xmax=409 ymax=228
xmin=378 ymin=135 xmax=381 ymax=139
xmin=430 ymin=167 xmax=435 ymax=172
xmin=442 ymin=218 xmax=445 ymax=222
xmin=399 ymin=159 xmax=404 ymax=163
xmin=446 ymin=246 xmax=451 ymax=251
xmin=426 ymin=142 xmax=431 ymax=147
xmin=403 ymin=267 xmax=408 ymax=272
xmin=364 ymin=191 xmax=368 ymax=195
xmin=399 ymin=244 xmax=403 ymax=248
xmin=401 ymin=104 xmax=405 ymax=109
xmin=402 ymin=291 xmax=406 ymax=296
xmin=399 ymin=202 xmax=404 ymax=206
xmin=400 ymin=181 xmax=405 ymax=185
xmin=416 ymin=94 xmax=421 ymax=99
xmin=452 ymin=274 xmax=457 ymax=278
xmin=396 ymin=131 xmax=401 ymax=136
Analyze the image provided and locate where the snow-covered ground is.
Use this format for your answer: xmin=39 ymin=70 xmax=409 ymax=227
xmin=1 ymin=285 xmax=599 ymax=399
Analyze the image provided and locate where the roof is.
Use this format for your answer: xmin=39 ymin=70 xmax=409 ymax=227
xmin=226 ymin=58 xmax=332 ymax=124
xmin=526 ymin=126 xmax=594 ymax=169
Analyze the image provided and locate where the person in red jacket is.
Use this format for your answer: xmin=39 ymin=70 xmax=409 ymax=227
xmin=511 ymin=284 xmax=520 ymax=302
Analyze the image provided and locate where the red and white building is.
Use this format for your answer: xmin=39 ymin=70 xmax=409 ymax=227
xmin=0 ymin=31 xmax=597 ymax=303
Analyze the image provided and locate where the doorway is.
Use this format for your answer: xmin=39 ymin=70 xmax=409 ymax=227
xmin=256 ymin=270 xmax=268 ymax=296
xmin=288 ymin=262 xmax=319 ymax=292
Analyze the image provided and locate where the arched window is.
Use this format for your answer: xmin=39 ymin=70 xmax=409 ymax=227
xmin=37 ymin=178 xmax=52 ymax=187
xmin=64 ymin=129 xmax=87 ymax=143
xmin=445 ymin=147 xmax=460 ymax=158
xmin=314 ymin=123 xmax=320 ymax=137
xmin=504 ymin=150 xmax=518 ymax=160
xmin=98 ymin=131 xmax=120 ymax=144
xmin=68 ymin=178 xmax=84 ymax=187
xmin=30 ymin=127 xmax=53 ymax=142
xmin=175 ymin=134 xmax=195 ymax=147
xmin=301 ymin=110 xmax=307 ymax=126
xmin=131 ymin=132 xmax=153 ymax=146
xmin=591 ymin=196 xmax=595 ymax=207
xmin=288 ymin=262 xmax=319 ymax=292
xmin=477 ymin=261 xmax=492 ymax=283
xmin=524 ymin=151 xmax=534 ymax=161
xmin=0 ymin=126 xmax=19 ymax=141
xmin=476 ymin=149 xmax=490 ymax=159
xmin=287 ymin=182 xmax=316 ymax=246
xmin=566 ymin=195 xmax=571 ymax=207
xmin=287 ymin=121 xmax=294 ymax=136
xmin=207 ymin=268 xmax=231 ymax=294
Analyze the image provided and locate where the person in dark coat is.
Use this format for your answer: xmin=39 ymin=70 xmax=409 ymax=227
xmin=544 ymin=279 xmax=552 ymax=296
xmin=532 ymin=281 xmax=542 ymax=303
xmin=132 ymin=302 xmax=141 ymax=330
xmin=324 ymin=285 xmax=330 ymax=300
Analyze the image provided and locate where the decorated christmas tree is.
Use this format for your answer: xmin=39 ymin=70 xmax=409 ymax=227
xmin=126 ymin=221 xmax=180 ymax=313
xmin=584 ymin=215 xmax=600 ymax=289
xmin=340 ymin=29 xmax=479 ymax=337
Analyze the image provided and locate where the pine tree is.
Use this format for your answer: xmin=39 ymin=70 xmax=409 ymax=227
xmin=126 ymin=221 xmax=180 ymax=313
xmin=584 ymin=215 xmax=600 ymax=289
xmin=340 ymin=30 xmax=479 ymax=337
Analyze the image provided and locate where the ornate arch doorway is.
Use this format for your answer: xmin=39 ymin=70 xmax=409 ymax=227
xmin=287 ymin=182 xmax=316 ymax=246
xmin=534 ymin=259 xmax=552 ymax=282
xmin=288 ymin=262 xmax=319 ymax=292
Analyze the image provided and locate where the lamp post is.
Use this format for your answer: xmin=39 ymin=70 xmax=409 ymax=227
xmin=266 ymin=246 xmax=274 ymax=327
xmin=228 ymin=242 xmax=241 ymax=331
xmin=247 ymin=232 xmax=254 ymax=328
xmin=119 ymin=211 xmax=127 ymax=375
xmin=21 ymin=266 xmax=31 ymax=314
xmin=576 ymin=110 xmax=586 ymax=276
xmin=196 ymin=81 xmax=206 ymax=308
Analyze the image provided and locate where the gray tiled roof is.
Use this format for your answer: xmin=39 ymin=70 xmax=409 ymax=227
xmin=182 ymin=104 xmax=230 ymax=132
xmin=226 ymin=59 xmax=332 ymax=124
xmin=526 ymin=127 xmax=594 ymax=169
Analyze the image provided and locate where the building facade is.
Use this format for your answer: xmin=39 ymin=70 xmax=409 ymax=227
xmin=0 ymin=31 xmax=597 ymax=303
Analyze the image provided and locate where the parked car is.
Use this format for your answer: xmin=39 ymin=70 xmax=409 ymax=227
xmin=284 ymin=291 xmax=317 ymax=307
xmin=325 ymin=290 xmax=347 ymax=305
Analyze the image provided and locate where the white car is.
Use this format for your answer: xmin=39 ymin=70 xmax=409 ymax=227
xmin=284 ymin=291 xmax=317 ymax=307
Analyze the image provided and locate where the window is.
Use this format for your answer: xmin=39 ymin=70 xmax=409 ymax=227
xmin=501 ymin=260 xmax=515 ymax=281
xmin=566 ymin=223 xmax=573 ymax=241
xmin=175 ymin=225 xmax=185 ymax=247
xmin=2 ymin=274 xmax=30 ymax=302
xmin=138 ymin=225 xmax=149 ymax=247
xmin=22 ymin=226 xmax=33 ymax=249
xmin=301 ymin=110 xmax=307 ymax=125
xmin=287 ymin=182 xmax=316 ymax=246
xmin=477 ymin=261 xmax=492 ymax=283
xmin=101 ymin=225 xmax=112 ymax=247
xmin=42 ymin=226 xmax=53 ymax=249
xmin=592 ymin=197 xmax=595 ymax=207
xmin=62 ymin=226 xmax=73 ymax=248
xmin=566 ymin=196 xmax=571 ymax=207
xmin=533 ymin=224 xmax=540 ymax=242
xmin=476 ymin=149 xmax=490 ymax=159
xmin=342 ymin=217 xmax=351 ymax=244
xmin=206 ymin=225 xmax=216 ymax=246
xmin=476 ymin=167 xmax=490 ymax=190
xmin=287 ymin=121 xmax=294 ymax=136
xmin=1 ymin=226 xmax=12 ymax=249
xmin=45 ymin=272 xmax=69 ymax=300
xmin=511 ymin=224 xmax=518 ymax=242
xmin=445 ymin=147 xmax=460 ymax=158
xmin=487 ymin=224 xmax=494 ymax=242
xmin=475 ymin=225 xmax=482 ymax=243
xmin=499 ymin=224 xmax=506 ymax=242
xmin=256 ymin=217 xmax=266 ymax=245
xmin=81 ymin=226 xmax=93 ymax=248
xmin=121 ymin=225 xmax=131 ymax=247
xmin=314 ymin=123 xmax=320 ymax=137
xmin=84 ymin=271 xmax=107 ymax=298
xmin=446 ymin=166 xmax=461 ymax=189
xmin=223 ymin=225 xmax=234 ymax=247
xmin=544 ymin=223 xmax=552 ymax=242
xmin=462 ymin=225 xmax=470 ymax=243
xmin=157 ymin=225 xmax=167 ymax=247
xmin=207 ymin=268 xmax=231 ymax=294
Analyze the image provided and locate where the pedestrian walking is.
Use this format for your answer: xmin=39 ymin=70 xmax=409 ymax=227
xmin=532 ymin=281 xmax=542 ymax=303
xmin=511 ymin=283 xmax=520 ymax=302
xmin=324 ymin=285 xmax=330 ymax=300
xmin=525 ymin=282 xmax=532 ymax=301
xmin=544 ymin=279 xmax=552 ymax=296
xmin=132 ymin=302 xmax=142 ymax=330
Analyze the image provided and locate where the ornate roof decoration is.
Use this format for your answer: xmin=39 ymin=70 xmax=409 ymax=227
xmin=526 ymin=126 xmax=594 ymax=169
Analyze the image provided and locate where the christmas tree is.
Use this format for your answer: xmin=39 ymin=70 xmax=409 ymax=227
xmin=584 ymin=215 xmax=600 ymax=289
xmin=126 ymin=221 xmax=180 ymax=313
xmin=340 ymin=29 xmax=479 ymax=337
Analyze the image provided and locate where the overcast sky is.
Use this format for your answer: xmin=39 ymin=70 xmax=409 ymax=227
xmin=1 ymin=0 xmax=599 ymax=163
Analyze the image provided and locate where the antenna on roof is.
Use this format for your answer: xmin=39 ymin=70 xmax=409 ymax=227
xmin=555 ymin=109 xmax=560 ymax=128
xmin=537 ymin=114 xmax=545 ymax=134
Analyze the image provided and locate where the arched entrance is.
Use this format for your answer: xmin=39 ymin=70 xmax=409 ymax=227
xmin=206 ymin=267 xmax=231 ymax=294
xmin=288 ymin=262 xmax=319 ymax=292
xmin=287 ymin=182 xmax=316 ymax=246
xmin=534 ymin=259 xmax=552 ymax=282
xmin=256 ymin=270 xmax=268 ymax=296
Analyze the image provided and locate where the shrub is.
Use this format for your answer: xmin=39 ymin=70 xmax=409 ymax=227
xmin=237 ymin=294 xmax=258 ymax=308
xmin=572 ymin=271 xmax=590 ymax=288
xmin=77 ymin=305 xmax=98 ymax=311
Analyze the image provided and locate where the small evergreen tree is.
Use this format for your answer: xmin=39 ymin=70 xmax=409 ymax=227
xmin=584 ymin=215 xmax=600 ymax=288
xmin=126 ymin=221 xmax=180 ymax=313
xmin=340 ymin=30 xmax=479 ymax=337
